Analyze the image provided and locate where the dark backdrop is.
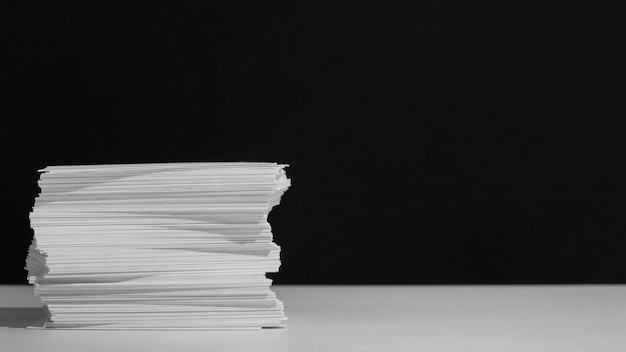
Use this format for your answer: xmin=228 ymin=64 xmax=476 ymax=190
xmin=2 ymin=2 xmax=626 ymax=284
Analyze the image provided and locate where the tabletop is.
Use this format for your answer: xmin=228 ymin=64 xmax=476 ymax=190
xmin=1 ymin=284 xmax=626 ymax=351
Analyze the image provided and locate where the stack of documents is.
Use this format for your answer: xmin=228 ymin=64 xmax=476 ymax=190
xmin=25 ymin=162 xmax=290 ymax=330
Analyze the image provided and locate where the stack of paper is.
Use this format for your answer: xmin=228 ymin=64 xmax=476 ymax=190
xmin=25 ymin=162 xmax=290 ymax=330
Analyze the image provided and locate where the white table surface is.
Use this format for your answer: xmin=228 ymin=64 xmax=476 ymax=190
xmin=1 ymin=284 xmax=625 ymax=351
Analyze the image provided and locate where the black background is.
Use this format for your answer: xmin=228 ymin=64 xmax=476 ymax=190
xmin=2 ymin=2 xmax=626 ymax=284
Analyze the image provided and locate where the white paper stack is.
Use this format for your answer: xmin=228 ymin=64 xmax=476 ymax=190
xmin=25 ymin=162 xmax=290 ymax=330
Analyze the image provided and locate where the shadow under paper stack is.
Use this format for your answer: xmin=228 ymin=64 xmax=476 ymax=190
xmin=25 ymin=162 xmax=290 ymax=330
